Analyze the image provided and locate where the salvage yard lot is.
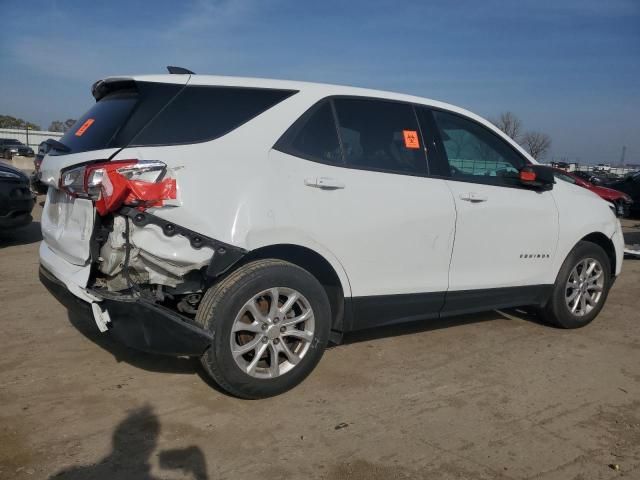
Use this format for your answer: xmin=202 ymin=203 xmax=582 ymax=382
xmin=1 ymin=200 xmax=639 ymax=480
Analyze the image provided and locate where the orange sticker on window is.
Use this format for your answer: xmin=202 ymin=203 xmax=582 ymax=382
xmin=75 ymin=118 xmax=95 ymax=137
xmin=403 ymin=130 xmax=420 ymax=149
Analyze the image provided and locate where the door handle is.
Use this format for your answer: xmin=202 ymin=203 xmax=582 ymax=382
xmin=459 ymin=192 xmax=488 ymax=202
xmin=304 ymin=177 xmax=345 ymax=190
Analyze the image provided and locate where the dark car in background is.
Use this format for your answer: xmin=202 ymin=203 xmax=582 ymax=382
xmin=573 ymin=170 xmax=605 ymax=185
xmin=606 ymin=172 xmax=640 ymax=217
xmin=0 ymin=139 xmax=35 ymax=159
xmin=30 ymin=141 xmax=49 ymax=194
xmin=0 ymin=161 xmax=35 ymax=229
xmin=553 ymin=168 xmax=633 ymax=217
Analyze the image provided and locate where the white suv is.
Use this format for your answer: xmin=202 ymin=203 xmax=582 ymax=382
xmin=39 ymin=71 xmax=624 ymax=398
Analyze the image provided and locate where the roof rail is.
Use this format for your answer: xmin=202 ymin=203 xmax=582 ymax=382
xmin=167 ymin=66 xmax=195 ymax=74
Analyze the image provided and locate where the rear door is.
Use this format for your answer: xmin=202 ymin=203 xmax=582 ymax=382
xmin=424 ymin=108 xmax=559 ymax=315
xmin=271 ymin=97 xmax=457 ymax=329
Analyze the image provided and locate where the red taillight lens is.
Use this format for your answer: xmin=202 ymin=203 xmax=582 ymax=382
xmin=60 ymin=160 xmax=176 ymax=215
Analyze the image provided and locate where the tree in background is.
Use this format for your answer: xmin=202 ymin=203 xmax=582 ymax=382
xmin=521 ymin=131 xmax=552 ymax=160
xmin=491 ymin=112 xmax=552 ymax=160
xmin=491 ymin=111 xmax=522 ymax=142
xmin=48 ymin=119 xmax=77 ymax=133
xmin=0 ymin=115 xmax=40 ymax=130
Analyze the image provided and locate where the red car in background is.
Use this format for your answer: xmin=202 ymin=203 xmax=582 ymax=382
xmin=553 ymin=168 xmax=633 ymax=217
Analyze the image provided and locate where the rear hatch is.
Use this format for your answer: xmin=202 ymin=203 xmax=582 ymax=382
xmin=40 ymin=76 xmax=190 ymax=186
xmin=40 ymin=74 xmax=297 ymax=266
xmin=40 ymin=76 xmax=190 ymax=265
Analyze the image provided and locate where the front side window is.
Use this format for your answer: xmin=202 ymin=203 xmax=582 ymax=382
xmin=333 ymin=98 xmax=427 ymax=175
xmin=432 ymin=110 xmax=526 ymax=184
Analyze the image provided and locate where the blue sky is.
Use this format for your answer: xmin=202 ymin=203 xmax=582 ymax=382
xmin=1 ymin=0 xmax=638 ymax=164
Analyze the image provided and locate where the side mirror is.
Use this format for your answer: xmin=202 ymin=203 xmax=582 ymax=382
xmin=519 ymin=165 xmax=554 ymax=191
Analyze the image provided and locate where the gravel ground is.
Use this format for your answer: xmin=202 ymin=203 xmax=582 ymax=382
xmin=1 ymin=199 xmax=639 ymax=480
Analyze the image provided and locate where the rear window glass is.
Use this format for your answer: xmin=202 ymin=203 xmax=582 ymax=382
xmin=57 ymin=82 xmax=181 ymax=155
xmin=56 ymin=83 xmax=296 ymax=154
xmin=59 ymin=93 xmax=137 ymax=153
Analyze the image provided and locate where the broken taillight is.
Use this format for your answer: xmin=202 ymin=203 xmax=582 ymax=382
xmin=60 ymin=160 xmax=176 ymax=215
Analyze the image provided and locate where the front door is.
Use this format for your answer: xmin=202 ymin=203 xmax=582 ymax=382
xmin=426 ymin=108 xmax=559 ymax=315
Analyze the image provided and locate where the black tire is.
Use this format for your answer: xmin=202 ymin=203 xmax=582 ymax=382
xmin=539 ymin=241 xmax=612 ymax=329
xmin=195 ymin=259 xmax=331 ymax=399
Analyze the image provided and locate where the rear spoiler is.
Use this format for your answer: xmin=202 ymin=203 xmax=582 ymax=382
xmin=92 ymin=68 xmax=194 ymax=101
xmin=91 ymin=77 xmax=137 ymax=101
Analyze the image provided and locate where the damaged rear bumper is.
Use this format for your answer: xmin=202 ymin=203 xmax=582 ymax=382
xmin=39 ymin=265 xmax=212 ymax=356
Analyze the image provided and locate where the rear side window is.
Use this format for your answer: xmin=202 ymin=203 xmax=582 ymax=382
xmin=56 ymin=83 xmax=296 ymax=154
xmin=333 ymin=98 xmax=427 ymax=175
xmin=132 ymin=86 xmax=297 ymax=146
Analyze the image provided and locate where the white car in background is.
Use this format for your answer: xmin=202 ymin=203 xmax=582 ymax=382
xmin=39 ymin=70 xmax=624 ymax=398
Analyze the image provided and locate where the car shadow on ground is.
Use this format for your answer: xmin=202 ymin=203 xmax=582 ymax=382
xmin=68 ymin=301 xmax=544 ymax=378
xmin=0 ymin=220 xmax=42 ymax=248
xmin=67 ymin=308 xmax=232 ymax=396
xmin=339 ymin=307 xmax=546 ymax=346
xmin=49 ymin=405 xmax=209 ymax=479
xmin=67 ymin=308 xmax=201 ymax=376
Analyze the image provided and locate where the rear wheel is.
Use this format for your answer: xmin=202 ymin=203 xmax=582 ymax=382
xmin=195 ymin=259 xmax=331 ymax=399
xmin=539 ymin=241 xmax=611 ymax=328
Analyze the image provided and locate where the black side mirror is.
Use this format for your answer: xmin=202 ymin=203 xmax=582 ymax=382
xmin=519 ymin=165 xmax=555 ymax=191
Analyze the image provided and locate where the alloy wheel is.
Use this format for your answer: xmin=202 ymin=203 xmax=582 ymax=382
xmin=565 ymin=257 xmax=605 ymax=317
xmin=230 ymin=287 xmax=315 ymax=379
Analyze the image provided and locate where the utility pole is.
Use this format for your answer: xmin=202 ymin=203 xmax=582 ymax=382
xmin=25 ymin=125 xmax=29 ymax=148
xmin=620 ymin=146 xmax=626 ymax=166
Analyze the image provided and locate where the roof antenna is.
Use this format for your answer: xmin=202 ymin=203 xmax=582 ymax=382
xmin=167 ymin=66 xmax=195 ymax=74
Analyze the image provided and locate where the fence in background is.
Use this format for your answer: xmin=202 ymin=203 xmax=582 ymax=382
xmin=544 ymin=162 xmax=638 ymax=176
xmin=0 ymin=128 xmax=64 ymax=151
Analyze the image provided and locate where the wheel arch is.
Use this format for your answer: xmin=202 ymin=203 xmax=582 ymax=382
xmin=580 ymin=232 xmax=616 ymax=276
xmin=233 ymin=243 xmax=350 ymax=335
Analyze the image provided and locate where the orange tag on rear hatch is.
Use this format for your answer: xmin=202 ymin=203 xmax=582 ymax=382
xmin=403 ymin=130 xmax=420 ymax=149
xmin=75 ymin=118 xmax=95 ymax=137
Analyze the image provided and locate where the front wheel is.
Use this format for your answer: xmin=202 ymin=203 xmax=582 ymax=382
xmin=195 ymin=259 xmax=331 ymax=399
xmin=539 ymin=241 xmax=612 ymax=329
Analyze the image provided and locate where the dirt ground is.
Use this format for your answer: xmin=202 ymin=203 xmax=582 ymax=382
xmin=1 ymin=199 xmax=639 ymax=480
